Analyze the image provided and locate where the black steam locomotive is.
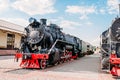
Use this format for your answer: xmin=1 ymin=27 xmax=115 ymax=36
xmin=15 ymin=18 xmax=86 ymax=69
xmin=100 ymin=17 xmax=120 ymax=76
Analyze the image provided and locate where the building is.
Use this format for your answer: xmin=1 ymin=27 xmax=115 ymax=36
xmin=0 ymin=20 xmax=25 ymax=55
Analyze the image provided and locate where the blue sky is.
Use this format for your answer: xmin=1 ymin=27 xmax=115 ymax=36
xmin=0 ymin=0 xmax=119 ymax=46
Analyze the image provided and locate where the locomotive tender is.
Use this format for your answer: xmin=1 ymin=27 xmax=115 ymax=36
xmin=15 ymin=18 xmax=94 ymax=69
xmin=100 ymin=17 xmax=120 ymax=76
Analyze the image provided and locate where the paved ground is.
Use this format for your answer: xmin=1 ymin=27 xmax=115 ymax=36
xmin=0 ymin=56 xmax=14 ymax=60
xmin=0 ymin=53 xmax=117 ymax=80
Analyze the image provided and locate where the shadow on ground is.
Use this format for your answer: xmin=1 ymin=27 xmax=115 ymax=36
xmin=44 ymin=54 xmax=101 ymax=74
xmin=3 ymin=54 xmax=102 ymax=75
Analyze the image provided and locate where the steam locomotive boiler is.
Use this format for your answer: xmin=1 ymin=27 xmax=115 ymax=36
xmin=100 ymin=17 xmax=120 ymax=76
xmin=15 ymin=18 xmax=83 ymax=69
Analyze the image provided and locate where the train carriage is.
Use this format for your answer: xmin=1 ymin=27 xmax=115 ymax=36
xmin=81 ymin=41 xmax=94 ymax=55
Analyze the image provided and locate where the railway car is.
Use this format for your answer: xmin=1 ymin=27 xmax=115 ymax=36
xmin=81 ymin=41 xmax=94 ymax=55
xmin=81 ymin=41 xmax=88 ymax=55
xmin=15 ymin=18 xmax=85 ymax=69
xmin=100 ymin=17 xmax=120 ymax=76
xmin=87 ymin=43 xmax=95 ymax=55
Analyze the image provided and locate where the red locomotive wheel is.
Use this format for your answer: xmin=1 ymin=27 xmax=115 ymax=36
xmin=40 ymin=60 xmax=46 ymax=69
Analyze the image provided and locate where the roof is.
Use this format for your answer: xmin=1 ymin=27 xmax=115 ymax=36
xmin=0 ymin=20 xmax=25 ymax=34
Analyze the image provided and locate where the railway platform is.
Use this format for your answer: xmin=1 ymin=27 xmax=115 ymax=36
xmin=0 ymin=53 xmax=116 ymax=80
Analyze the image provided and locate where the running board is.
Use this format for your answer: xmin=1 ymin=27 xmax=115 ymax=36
xmin=48 ymin=39 xmax=74 ymax=54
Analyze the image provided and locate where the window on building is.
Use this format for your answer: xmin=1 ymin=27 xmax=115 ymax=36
xmin=7 ymin=34 xmax=15 ymax=49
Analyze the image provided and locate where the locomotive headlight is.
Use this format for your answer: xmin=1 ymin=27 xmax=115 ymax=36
xmin=111 ymin=50 xmax=116 ymax=54
xmin=29 ymin=17 xmax=36 ymax=23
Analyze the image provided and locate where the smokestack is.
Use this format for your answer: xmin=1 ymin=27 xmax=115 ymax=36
xmin=40 ymin=18 xmax=47 ymax=25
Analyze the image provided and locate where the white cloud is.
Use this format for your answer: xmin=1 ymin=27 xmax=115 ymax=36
xmin=99 ymin=9 xmax=105 ymax=14
xmin=0 ymin=0 xmax=10 ymax=12
xmin=59 ymin=20 xmax=81 ymax=30
xmin=47 ymin=17 xmax=64 ymax=24
xmin=86 ymin=21 xmax=93 ymax=26
xmin=66 ymin=6 xmax=95 ymax=14
xmin=0 ymin=18 xmax=29 ymax=27
xmin=12 ymin=0 xmax=57 ymax=15
xmin=48 ymin=17 xmax=93 ymax=29
xmin=79 ymin=15 xmax=88 ymax=20
xmin=107 ymin=0 xmax=120 ymax=14
xmin=66 ymin=5 xmax=96 ymax=19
